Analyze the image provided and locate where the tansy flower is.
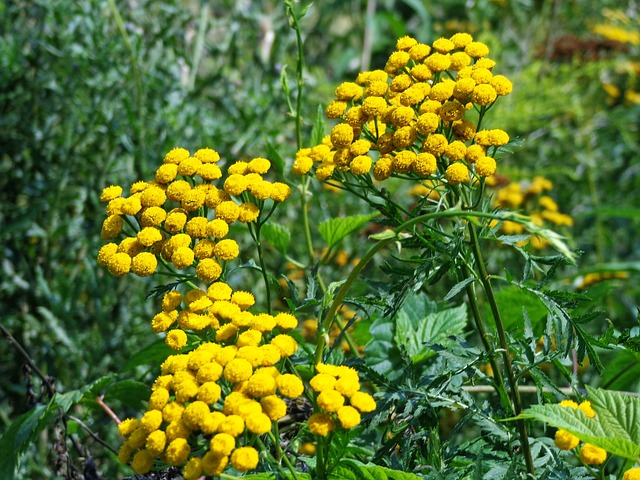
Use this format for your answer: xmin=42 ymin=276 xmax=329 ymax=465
xmin=308 ymin=413 xmax=335 ymax=437
xmin=446 ymin=163 xmax=470 ymax=185
xmin=554 ymin=429 xmax=579 ymax=450
xmin=337 ymin=405 xmax=361 ymax=429
xmin=231 ymin=446 xmax=259 ymax=472
xmin=580 ymin=443 xmax=607 ymax=465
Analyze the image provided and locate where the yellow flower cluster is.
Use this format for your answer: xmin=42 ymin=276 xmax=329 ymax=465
xmin=577 ymin=270 xmax=629 ymax=290
xmin=118 ymin=316 xmax=303 ymax=477
xmin=492 ymin=176 xmax=573 ymax=249
xmin=553 ymin=400 xmax=607 ymax=465
xmin=292 ymin=33 xmax=512 ymax=188
xmin=98 ymin=148 xmax=290 ymax=280
xmin=98 ymin=148 xmax=308 ymax=477
xmin=307 ymin=363 xmax=376 ymax=436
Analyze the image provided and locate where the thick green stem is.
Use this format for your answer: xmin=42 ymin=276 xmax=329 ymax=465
xmin=467 ymin=223 xmax=535 ymax=476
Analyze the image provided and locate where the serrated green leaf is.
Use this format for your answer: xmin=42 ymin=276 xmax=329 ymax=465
xmin=262 ymin=221 xmax=291 ymax=254
xmin=394 ymin=294 xmax=467 ymax=363
xmin=364 ymin=315 xmax=404 ymax=381
xmin=0 ymin=405 xmax=51 ymax=480
xmin=319 ymin=213 xmax=379 ymax=249
xmin=121 ymin=338 xmax=175 ymax=372
xmin=444 ymin=277 xmax=475 ymax=301
xmin=517 ymin=386 xmax=640 ymax=462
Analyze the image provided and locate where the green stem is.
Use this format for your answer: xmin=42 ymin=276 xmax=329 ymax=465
xmin=461 ymin=264 xmax=511 ymax=412
xmin=267 ymin=431 xmax=301 ymax=480
xmin=467 ymin=223 xmax=535 ymax=476
xmin=249 ymin=222 xmax=272 ymax=314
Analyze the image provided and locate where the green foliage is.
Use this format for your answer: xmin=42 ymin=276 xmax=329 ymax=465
xmin=319 ymin=213 xmax=380 ymax=250
xmin=518 ymin=386 xmax=640 ymax=462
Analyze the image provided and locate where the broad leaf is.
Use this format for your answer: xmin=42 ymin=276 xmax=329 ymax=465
xmin=394 ymin=294 xmax=467 ymax=364
xmin=517 ymin=386 xmax=640 ymax=462
xmin=319 ymin=213 xmax=379 ymax=249
xmin=489 ymin=285 xmax=547 ymax=334
xmin=364 ymin=314 xmax=404 ymax=381
xmin=121 ymin=338 xmax=176 ymax=372
xmin=262 ymin=221 xmax=291 ymax=255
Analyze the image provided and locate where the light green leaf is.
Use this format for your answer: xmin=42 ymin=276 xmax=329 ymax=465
xmin=444 ymin=277 xmax=476 ymax=301
xmin=517 ymin=386 xmax=640 ymax=462
xmin=261 ymin=221 xmax=291 ymax=255
xmin=319 ymin=213 xmax=379 ymax=249
xmin=394 ymin=294 xmax=467 ymax=363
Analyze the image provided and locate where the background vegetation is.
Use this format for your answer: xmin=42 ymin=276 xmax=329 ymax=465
xmin=1 ymin=0 xmax=638 ymax=478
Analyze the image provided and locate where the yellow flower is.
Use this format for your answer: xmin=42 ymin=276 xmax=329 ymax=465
xmin=131 ymin=449 xmax=155 ymax=474
xmin=205 ymin=188 xmax=231 ymax=208
xmin=317 ymin=389 xmax=345 ymax=412
xmin=145 ymin=429 xmax=166 ymax=454
xmin=362 ymin=96 xmax=388 ymax=117
xmin=335 ymin=82 xmax=363 ymax=101
xmin=164 ymin=147 xmax=190 ymax=164
xmin=261 ymin=395 xmax=288 ymax=420
xmin=247 ymin=373 xmax=277 ymax=398
xmin=218 ymin=414 xmax=245 ymax=437
xmin=165 ymin=438 xmax=191 ymax=465
xmin=432 ymin=37 xmax=455 ymax=53
xmin=384 ymin=50 xmax=410 ymax=73
xmin=450 ymin=32 xmax=473 ymax=48
xmin=450 ymin=51 xmax=471 ymax=71
xmin=210 ymin=432 xmax=236 ymax=456
xmin=214 ymin=239 xmax=239 ymax=262
xmin=231 ymin=446 xmax=259 ymax=472
xmin=472 ymin=84 xmax=497 ymax=106
xmin=195 ymin=258 xmax=222 ymax=283
xmin=414 ymin=152 xmax=437 ymax=177
xmin=337 ymin=405 xmax=361 ymax=428
xmin=198 ymin=382 xmax=222 ymax=404
xmin=350 ymin=155 xmax=373 ymax=175
xmin=425 ymin=52 xmax=451 ymax=72
xmin=118 ymin=418 xmax=140 ymax=437
xmin=350 ymin=391 xmax=376 ymax=412
xmin=559 ymin=399 xmax=579 ymax=409
xmin=465 ymin=41 xmax=490 ymax=58
xmin=270 ymin=182 xmax=291 ymax=202
xmin=624 ymin=468 xmax=640 ymax=480
xmin=392 ymin=126 xmax=417 ymax=149
xmin=183 ymin=457 xmax=203 ymax=480
xmin=155 ymin=163 xmax=178 ymax=184
xmin=224 ymin=358 xmax=253 ymax=383
xmin=390 ymin=74 xmax=413 ymax=92
xmin=308 ymin=412 xmax=336 ymax=437
xmin=181 ymin=189 xmax=206 ymax=211
xmin=335 ymin=375 xmax=360 ymax=397
xmin=101 ymin=215 xmax=124 ymax=240
xmin=166 ymin=329 xmax=187 ymax=350
xmin=100 ymin=185 xmax=123 ymax=202
xmin=107 ymin=252 xmax=131 ymax=276
xmin=475 ymin=156 xmax=497 ymax=177
xmin=259 ymin=344 xmax=282 ymax=366
xmin=554 ymin=429 xmax=579 ymax=450
xmin=373 ymin=155 xmax=394 ymax=181
xmin=140 ymin=409 xmax=163 ymax=432
xmin=271 ymin=334 xmax=298 ymax=357
xmin=276 ymin=374 xmax=304 ymax=398
xmin=197 ymin=361 xmax=223 ymax=383
xmin=488 ymin=129 xmax=510 ymax=146
xmin=97 ymin=243 xmax=118 ymax=267
xmin=310 ymin=373 xmax=337 ymax=392
xmin=423 ymin=133 xmax=449 ymax=157
xmin=396 ymin=35 xmax=418 ymax=51
xmin=491 ymin=75 xmax=512 ymax=96
xmin=197 ymin=163 xmax=222 ymax=181
xmin=578 ymin=400 xmax=596 ymax=418
xmin=416 ymin=112 xmax=440 ymax=135
xmin=298 ymin=442 xmax=316 ymax=455
xmin=580 ymin=443 xmax=607 ymax=465
xmin=274 ymin=312 xmax=298 ymax=330
xmin=430 ymin=79 xmax=456 ymax=102
xmin=446 ymin=163 xmax=469 ymax=185
xmin=140 ymin=186 xmax=166 ymax=208
xmin=408 ymin=43 xmax=431 ymax=61
xmin=326 ymin=100 xmax=348 ymax=118
xmin=452 ymin=118 xmax=476 ymax=141
xmin=194 ymin=147 xmax=220 ymax=163
xmin=148 ymin=387 xmax=170 ymax=411
xmin=246 ymin=412 xmax=272 ymax=434
xmin=215 ymin=201 xmax=240 ymax=223
xmin=178 ymin=157 xmax=202 ymax=177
